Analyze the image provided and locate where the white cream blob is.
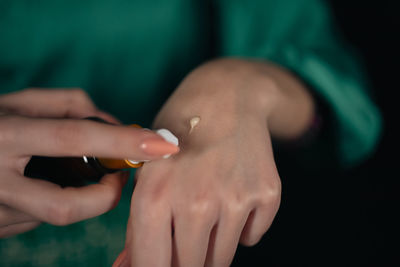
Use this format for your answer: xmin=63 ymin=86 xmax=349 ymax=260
xmin=156 ymin=128 xmax=179 ymax=146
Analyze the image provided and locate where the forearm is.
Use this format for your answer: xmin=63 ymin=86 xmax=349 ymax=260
xmin=153 ymin=58 xmax=315 ymax=143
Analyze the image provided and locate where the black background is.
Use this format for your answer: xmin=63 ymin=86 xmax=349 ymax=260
xmin=232 ymin=1 xmax=399 ymax=266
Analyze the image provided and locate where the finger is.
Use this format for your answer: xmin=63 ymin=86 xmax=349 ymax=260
xmin=112 ymin=215 xmax=133 ymax=267
xmin=0 ymin=221 xmax=41 ymax=238
xmin=204 ymin=210 xmax=250 ymax=267
xmin=96 ymin=110 xmax=122 ymax=124
xmin=0 ymin=204 xmax=37 ymax=227
xmin=129 ymin=192 xmax=172 ymax=266
xmin=112 ymin=249 xmax=128 ymax=267
xmin=239 ymin=207 xmax=277 ymax=247
xmin=3 ymin=116 xmax=179 ymax=160
xmin=171 ymin=212 xmax=216 ymax=267
xmin=0 ymin=171 xmax=128 ymax=225
xmin=0 ymin=88 xmax=100 ymax=118
xmin=115 ymin=215 xmax=133 ymax=267
xmin=124 ymin=215 xmax=133 ymax=247
xmin=120 ymin=256 xmax=131 ymax=267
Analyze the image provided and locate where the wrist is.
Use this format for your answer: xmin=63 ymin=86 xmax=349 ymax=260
xmin=262 ymin=63 xmax=315 ymax=140
xmin=152 ymin=59 xmax=276 ymax=145
xmin=152 ymin=58 xmax=314 ymax=146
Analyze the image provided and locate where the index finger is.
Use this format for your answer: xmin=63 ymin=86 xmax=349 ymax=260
xmin=3 ymin=116 xmax=179 ymax=161
xmin=128 ymin=183 xmax=173 ymax=266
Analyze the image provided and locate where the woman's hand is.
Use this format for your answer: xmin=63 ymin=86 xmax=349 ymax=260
xmin=114 ymin=58 xmax=314 ymax=266
xmin=0 ymin=88 xmax=179 ymax=238
xmin=121 ymin=115 xmax=281 ymax=267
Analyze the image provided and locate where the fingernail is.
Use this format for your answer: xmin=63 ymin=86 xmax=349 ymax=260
xmin=140 ymin=138 xmax=180 ymax=157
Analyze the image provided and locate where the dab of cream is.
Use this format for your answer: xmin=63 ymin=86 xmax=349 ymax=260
xmin=189 ymin=116 xmax=201 ymax=134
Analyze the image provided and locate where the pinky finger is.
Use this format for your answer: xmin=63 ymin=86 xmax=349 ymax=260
xmin=0 ymin=221 xmax=41 ymax=238
xmin=239 ymin=207 xmax=276 ymax=247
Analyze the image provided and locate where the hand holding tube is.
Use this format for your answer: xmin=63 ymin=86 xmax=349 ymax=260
xmin=0 ymin=88 xmax=179 ymax=238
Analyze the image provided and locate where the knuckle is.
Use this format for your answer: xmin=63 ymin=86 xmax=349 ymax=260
xmin=185 ymin=196 xmax=218 ymax=218
xmin=46 ymin=199 xmax=74 ymax=226
xmin=99 ymin=182 xmax=122 ymax=210
xmin=59 ymin=88 xmax=92 ymax=112
xmin=224 ymin=193 xmax=248 ymax=214
xmin=269 ymin=181 xmax=282 ymax=201
xmin=70 ymin=88 xmax=87 ymax=98
xmin=51 ymin=121 xmax=85 ymax=151
xmin=69 ymin=89 xmax=92 ymax=105
xmin=0 ymin=122 xmax=9 ymax=145
xmin=256 ymin=192 xmax=279 ymax=209
xmin=257 ymin=177 xmax=282 ymax=207
xmin=136 ymin=201 xmax=166 ymax=223
xmin=0 ymin=182 xmax=11 ymax=204
xmin=111 ymin=128 xmax=135 ymax=152
xmin=0 ymin=115 xmax=18 ymax=145
xmin=134 ymin=192 xmax=168 ymax=221
xmin=140 ymin=193 xmax=165 ymax=209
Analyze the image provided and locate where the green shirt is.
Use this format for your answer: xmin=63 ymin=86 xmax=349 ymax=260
xmin=0 ymin=0 xmax=382 ymax=266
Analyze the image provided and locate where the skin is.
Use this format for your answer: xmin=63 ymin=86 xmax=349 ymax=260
xmin=0 ymin=89 xmax=179 ymax=238
xmin=114 ymin=58 xmax=315 ymax=267
xmin=0 ymin=57 xmax=314 ymax=265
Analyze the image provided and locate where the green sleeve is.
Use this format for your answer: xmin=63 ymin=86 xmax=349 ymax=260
xmin=214 ymin=0 xmax=382 ymax=168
